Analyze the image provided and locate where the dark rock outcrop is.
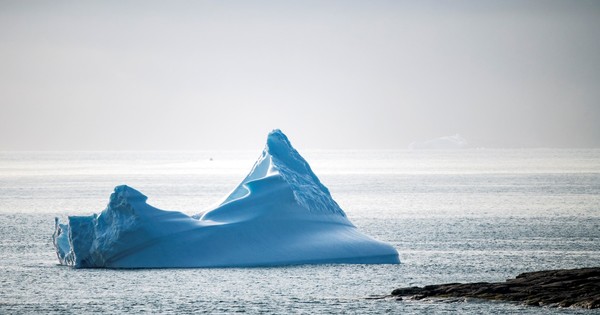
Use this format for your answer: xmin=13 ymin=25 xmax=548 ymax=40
xmin=392 ymin=267 xmax=600 ymax=309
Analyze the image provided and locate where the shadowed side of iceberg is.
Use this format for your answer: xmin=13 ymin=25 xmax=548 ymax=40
xmin=54 ymin=185 xmax=202 ymax=268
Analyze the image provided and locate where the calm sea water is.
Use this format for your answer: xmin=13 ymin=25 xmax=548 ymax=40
xmin=0 ymin=149 xmax=599 ymax=314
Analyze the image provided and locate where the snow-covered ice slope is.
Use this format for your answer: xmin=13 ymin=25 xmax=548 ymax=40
xmin=53 ymin=130 xmax=400 ymax=268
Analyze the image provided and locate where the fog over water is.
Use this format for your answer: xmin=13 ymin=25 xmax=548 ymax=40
xmin=1 ymin=0 xmax=599 ymax=150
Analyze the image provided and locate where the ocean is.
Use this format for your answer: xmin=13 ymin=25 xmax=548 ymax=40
xmin=0 ymin=149 xmax=598 ymax=314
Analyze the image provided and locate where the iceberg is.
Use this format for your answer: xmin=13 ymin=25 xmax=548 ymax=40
xmin=409 ymin=134 xmax=468 ymax=150
xmin=53 ymin=130 xmax=399 ymax=268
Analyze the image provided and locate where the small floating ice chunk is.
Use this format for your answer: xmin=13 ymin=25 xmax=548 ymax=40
xmin=409 ymin=134 xmax=468 ymax=150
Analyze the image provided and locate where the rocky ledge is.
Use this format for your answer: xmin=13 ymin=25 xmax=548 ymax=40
xmin=392 ymin=267 xmax=600 ymax=309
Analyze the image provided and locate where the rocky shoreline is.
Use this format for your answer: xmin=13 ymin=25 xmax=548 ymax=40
xmin=391 ymin=267 xmax=600 ymax=309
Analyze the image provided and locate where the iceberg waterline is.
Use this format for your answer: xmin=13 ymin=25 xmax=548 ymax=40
xmin=53 ymin=130 xmax=400 ymax=268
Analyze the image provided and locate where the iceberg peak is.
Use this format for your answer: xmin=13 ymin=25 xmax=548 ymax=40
xmin=265 ymin=129 xmax=293 ymax=156
xmin=109 ymin=185 xmax=148 ymax=206
xmin=263 ymin=129 xmax=345 ymax=217
xmin=206 ymin=129 xmax=345 ymax=219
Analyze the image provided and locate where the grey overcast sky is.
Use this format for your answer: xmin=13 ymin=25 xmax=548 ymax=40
xmin=0 ymin=0 xmax=599 ymax=150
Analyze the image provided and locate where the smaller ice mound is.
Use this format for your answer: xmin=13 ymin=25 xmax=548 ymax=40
xmin=409 ymin=134 xmax=468 ymax=150
xmin=53 ymin=130 xmax=399 ymax=268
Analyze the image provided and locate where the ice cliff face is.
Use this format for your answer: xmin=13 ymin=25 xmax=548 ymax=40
xmin=53 ymin=130 xmax=399 ymax=268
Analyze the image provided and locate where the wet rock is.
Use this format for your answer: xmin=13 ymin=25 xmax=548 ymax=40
xmin=392 ymin=267 xmax=600 ymax=309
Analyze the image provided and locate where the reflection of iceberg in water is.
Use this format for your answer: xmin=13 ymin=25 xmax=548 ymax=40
xmin=409 ymin=134 xmax=468 ymax=150
xmin=53 ymin=130 xmax=400 ymax=268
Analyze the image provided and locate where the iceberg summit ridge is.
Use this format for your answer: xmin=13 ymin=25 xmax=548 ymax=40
xmin=54 ymin=129 xmax=400 ymax=268
xmin=262 ymin=129 xmax=345 ymax=216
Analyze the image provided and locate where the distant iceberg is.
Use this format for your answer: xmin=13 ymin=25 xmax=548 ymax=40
xmin=409 ymin=134 xmax=468 ymax=150
xmin=53 ymin=130 xmax=399 ymax=268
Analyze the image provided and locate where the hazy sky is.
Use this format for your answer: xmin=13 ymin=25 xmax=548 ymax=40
xmin=1 ymin=0 xmax=599 ymax=150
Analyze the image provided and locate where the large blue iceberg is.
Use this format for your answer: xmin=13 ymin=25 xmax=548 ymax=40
xmin=53 ymin=130 xmax=400 ymax=268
